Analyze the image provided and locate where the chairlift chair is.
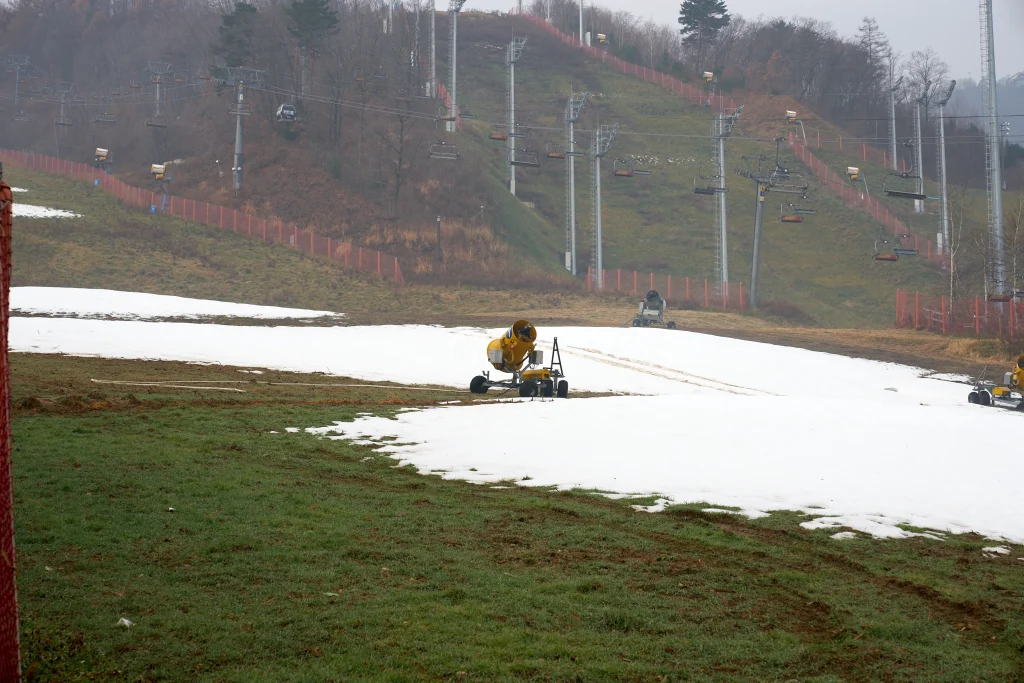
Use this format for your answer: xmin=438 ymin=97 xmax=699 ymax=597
xmin=612 ymin=159 xmax=634 ymax=177
xmin=438 ymin=106 xmax=456 ymax=122
xmin=546 ymin=142 xmax=565 ymax=159
xmin=145 ymin=115 xmax=168 ymax=128
xmin=129 ymin=77 xmax=141 ymax=89
xmin=873 ymin=240 xmax=899 ymax=261
xmin=371 ymin=66 xmax=388 ymax=80
xmin=54 ymin=114 xmax=73 ymax=127
xmin=509 ymin=147 xmax=540 ymax=167
xmin=275 ymin=103 xmax=297 ymax=123
xmin=633 ymin=168 xmax=651 ymax=176
xmin=13 ymin=111 xmax=30 ymax=122
xmin=396 ymin=87 xmax=411 ymax=103
xmin=173 ymin=72 xmax=186 ymax=84
xmin=459 ymin=107 xmax=476 ymax=119
xmin=693 ymin=162 xmax=724 ymax=195
xmin=353 ymin=68 xmax=366 ymax=83
xmin=197 ymin=70 xmax=211 ymax=82
xmin=508 ymin=125 xmax=528 ymax=139
xmin=769 ymin=168 xmax=809 ymax=195
xmin=429 ymin=141 xmax=460 ymax=160
xmin=780 ymin=205 xmax=803 ymax=223
xmin=883 ymin=141 xmax=927 ymax=200
xmin=110 ymin=85 xmax=122 ymax=96
xmin=489 ymin=125 xmax=508 ymax=141
xmin=93 ymin=111 xmax=116 ymax=125
xmin=989 ymin=293 xmax=1013 ymax=303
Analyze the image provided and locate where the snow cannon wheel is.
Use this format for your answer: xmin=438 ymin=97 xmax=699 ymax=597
xmin=519 ymin=382 xmax=538 ymax=398
xmin=968 ymin=391 xmax=979 ymax=404
xmin=631 ymin=318 xmax=641 ymax=327
xmin=541 ymin=380 xmax=554 ymax=398
xmin=470 ymin=376 xmax=489 ymax=394
xmin=667 ymin=321 xmax=677 ymax=330
xmin=979 ymin=390 xmax=992 ymax=406
xmin=556 ymin=380 xmax=569 ymax=399
xmin=1016 ymin=400 xmax=1024 ymax=412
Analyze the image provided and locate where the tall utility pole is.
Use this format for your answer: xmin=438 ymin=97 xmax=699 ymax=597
xmin=589 ymin=123 xmax=617 ymax=289
xmin=913 ymin=99 xmax=925 ymax=213
xmin=446 ymin=0 xmax=467 ymax=132
xmin=735 ymin=155 xmax=772 ymax=310
xmin=230 ymin=81 xmax=251 ymax=196
xmin=980 ymin=0 xmax=1006 ymax=296
xmin=712 ymin=106 xmax=742 ymax=296
xmin=936 ymin=80 xmax=956 ymax=255
xmin=7 ymin=56 xmax=29 ymax=108
xmin=564 ymin=90 xmax=588 ymax=274
xmin=506 ymin=36 xmax=526 ymax=195
xmin=888 ymin=55 xmax=901 ymax=171
xmin=579 ymin=0 xmax=583 ymax=44
xmin=428 ymin=0 xmax=436 ymax=98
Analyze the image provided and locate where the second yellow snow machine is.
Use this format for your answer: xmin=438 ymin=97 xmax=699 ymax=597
xmin=470 ymin=320 xmax=569 ymax=398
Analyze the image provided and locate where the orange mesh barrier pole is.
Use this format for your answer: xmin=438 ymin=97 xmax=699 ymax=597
xmin=633 ymin=271 xmax=637 ymax=294
xmin=704 ymin=279 xmax=709 ymax=308
xmin=739 ymin=282 xmax=745 ymax=309
xmin=327 ymin=237 xmax=332 ymax=258
xmin=915 ymin=291 xmax=920 ymax=329
xmin=617 ymin=269 xmax=621 ymax=291
xmin=219 ymin=206 xmax=223 ymax=229
xmin=863 ymin=144 xmax=866 ymax=161
xmin=976 ymin=297 xmax=981 ymax=335
xmin=649 ymin=272 xmax=653 ymax=290
xmin=378 ymin=251 xmax=382 ymax=276
xmin=1012 ymin=302 xmax=1016 ymax=341
xmin=685 ymin=277 xmax=690 ymax=300
xmin=895 ymin=289 xmax=900 ymax=325
xmin=667 ymin=275 xmax=671 ymax=301
xmin=839 ymin=136 xmax=843 ymax=152
xmin=603 ymin=269 xmax=606 ymax=287
xmin=942 ymin=296 xmax=947 ymax=334
xmin=248 ymin=215 xmax=252 ymax=235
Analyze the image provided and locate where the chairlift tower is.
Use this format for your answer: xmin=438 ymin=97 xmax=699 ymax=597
xmin=913 ymin=97 xmax=925 ymax=214
xmin=52 ymin=82 xmax=74 ymax=127
xmin=224 ymin=74 xmax=259 ymax=196
xmin=145 ymin=62 xmax=173 ymax=127
xmin=980 ymin=0 xmax=1006 ymax=297
xmin=589 ymin=123 xmax=617 ymax=289
xmin=506 ymin=36 xmax=526 ymax=195
xmin=428 ymin=0 xmax=436 ymax=98
xmin=936 ymin=81 xmax=956 ymax=255
xmin=6 ymin=56 xmax=30 ymax=109
xmin=711 ymin=106 xmax=742 ymax=297
xmin=564 ymin=91 xmax=588 ymax=274
xmin=446 ymin=0 xmax=468 ymax=132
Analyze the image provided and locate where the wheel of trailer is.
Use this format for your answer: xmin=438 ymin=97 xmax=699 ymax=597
xmin=518 ymin=382 xmax=538 ymax=398
xmin=979 ymin=390 xmax=992 ymax=406
xmin=968 ymin=391 xmax=979 ymax=404
xmin=667 ymin=321 xmax=677 ymax=330
xmin=470 ymin=376 xmax=489 ymax=394
xmin=541 ymin=380 xmax=554 ymax=397
xmin=556 ymin=380 xmax=569 ymax=399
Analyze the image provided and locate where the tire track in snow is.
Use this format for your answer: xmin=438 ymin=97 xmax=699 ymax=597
xmin=564 ymin=345 xmax=776 ymax=396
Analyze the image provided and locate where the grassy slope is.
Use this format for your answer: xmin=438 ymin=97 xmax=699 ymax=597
xmin=13 ymin=353 xmax=1024 ymax=681
xmin=440 ymin=14 xmax=946 ymax=327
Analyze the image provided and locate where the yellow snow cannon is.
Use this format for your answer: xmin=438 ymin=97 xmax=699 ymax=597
xmin=471 ymin=320 xmax=569 ymax=398
xmin=968 ymin=354 xmax=1024 ymax=410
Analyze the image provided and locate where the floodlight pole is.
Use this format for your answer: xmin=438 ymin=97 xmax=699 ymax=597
xmin=980 ymin=0 xmax=1006 ymax=296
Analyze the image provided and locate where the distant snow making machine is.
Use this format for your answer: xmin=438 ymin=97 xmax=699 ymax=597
xmin=632 ymin=290 xmax=676 ymax=329
xmin=470 ymin=320 xmax=568 ymax=398
xmin=968 ymin=356 xmax=1024 ymax=411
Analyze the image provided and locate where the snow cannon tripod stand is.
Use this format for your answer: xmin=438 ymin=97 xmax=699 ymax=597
xmin=470 ymin=320 xmax=569 ymax=398
xmin=632 ymin=290 xmax=676 ymax=329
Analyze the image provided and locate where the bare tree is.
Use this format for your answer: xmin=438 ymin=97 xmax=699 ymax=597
xmin=905 ymin=47 xmax=950 ymax=121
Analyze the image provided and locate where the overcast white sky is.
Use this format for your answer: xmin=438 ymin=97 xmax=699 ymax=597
xmin=469 ymin=0 xmax=1024 ymax=79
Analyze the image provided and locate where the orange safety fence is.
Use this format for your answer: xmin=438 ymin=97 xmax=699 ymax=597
xmin=0 ymin=149 xmax=405 ymax=284
xmin=514 ymin=12 xmax=738 ymax=113
xmin=788 ymin=136 xmax=944 ymax=269
xmin=586 ymin=267 xmax=747 ymax=311
xmin=895 ymin=288 xmax=1023 ymax=339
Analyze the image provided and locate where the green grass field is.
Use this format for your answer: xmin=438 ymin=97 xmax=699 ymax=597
xmin=12 ymin=353 xmax=1024 ymax=681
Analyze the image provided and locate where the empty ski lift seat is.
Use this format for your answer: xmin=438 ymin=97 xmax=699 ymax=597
xmin=613 ymin=159 xmax=634 ymax=177
xmin=12 ymin=112 xmax=30 ymax=122
xmin=780 ymin=215 xmax=803 ymax=223
xmin=94 ymin=112 xmax=116 ymax=124
xmin=874 ymin=253 xmax=899 ymax=262
xmin=509 ymin=149 xmax=540 ymax=167
xmin=893 ymin=248 xmax=919 ymax=256
xmin=546 ymin=143 xmax=565 ymax=159
xmin=989 ymin=293 xmax=1013 ymax=303
xmin=146 ymin=115 xmax=168 ymax=128
xmin=429 ymin=143 xmax=459 ymax=161
xmin=54 ymin=115 xmax=73 ymax=126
